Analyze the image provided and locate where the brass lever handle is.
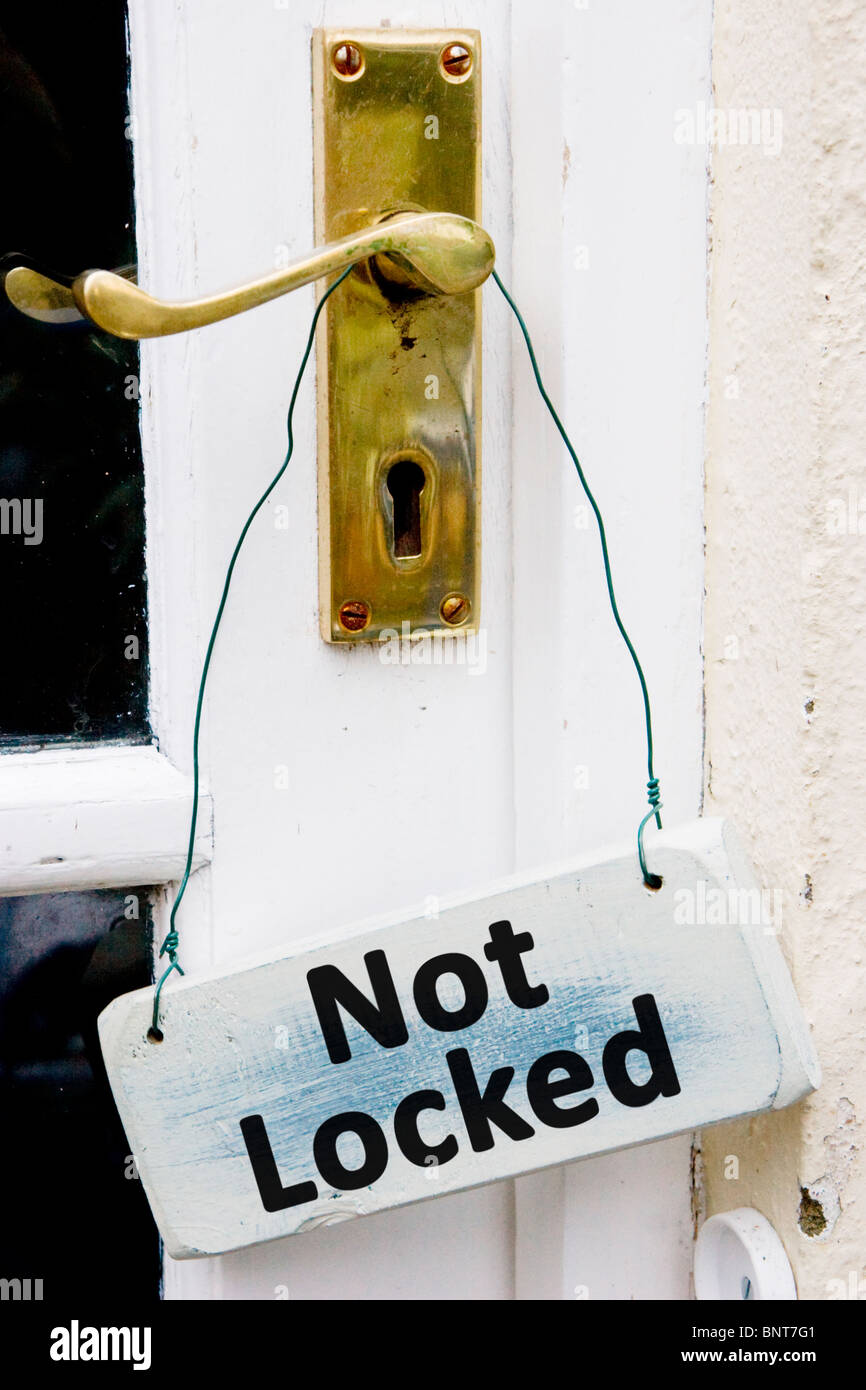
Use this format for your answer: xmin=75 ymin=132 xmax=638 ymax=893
xmin=3 ymin=212 xmax=495 ymax=340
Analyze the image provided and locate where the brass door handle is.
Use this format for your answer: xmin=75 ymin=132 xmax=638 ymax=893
xmin=3 ymin=212 xmax=495 ymax=340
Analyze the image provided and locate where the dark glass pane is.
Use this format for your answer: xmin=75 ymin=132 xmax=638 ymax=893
xmin=0 ymin=2 xmax=149 ymax=744
xmin=0 ymin=889 xmax=160 ymax=1301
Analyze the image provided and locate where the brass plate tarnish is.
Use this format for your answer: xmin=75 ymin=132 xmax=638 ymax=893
xmin=314 ymin=29 xmax=482 ymax=643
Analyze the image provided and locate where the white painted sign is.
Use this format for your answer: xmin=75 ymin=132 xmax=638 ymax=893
xmin=99 ymin=819 xmax=819 ymax=1259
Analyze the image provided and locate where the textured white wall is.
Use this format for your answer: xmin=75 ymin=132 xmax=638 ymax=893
xmin=703 ymin=0 xmax=866 ymax=1300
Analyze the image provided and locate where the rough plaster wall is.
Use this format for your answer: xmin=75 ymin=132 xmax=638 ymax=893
xmin=703 ymin=0 xmax=865 ymax=1299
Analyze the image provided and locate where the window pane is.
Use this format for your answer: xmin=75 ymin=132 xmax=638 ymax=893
xmin=0 ymin=889 xmax=160 ymax=1301
xmin=0 ymin=2 xmax=149 ymax=744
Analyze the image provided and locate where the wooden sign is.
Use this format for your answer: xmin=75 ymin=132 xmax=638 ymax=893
xmin=99 ymin=819 xmax=819 ymax=1259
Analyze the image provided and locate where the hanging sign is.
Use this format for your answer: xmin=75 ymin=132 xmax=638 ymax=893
xmin=99 ymin=818 xmax=819 ymax=1259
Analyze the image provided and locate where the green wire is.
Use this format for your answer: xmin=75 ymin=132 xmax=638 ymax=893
xmin=492 ymin=270 xmax=663 ymax=888
xmin=151 ymin=260 xmax=664 ymax=1035
xmin=150 ymin=267 xmax=353 ymax=1038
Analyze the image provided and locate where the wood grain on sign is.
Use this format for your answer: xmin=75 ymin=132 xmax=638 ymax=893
xmin=99 ymin=819 xmax=819 ymax=1259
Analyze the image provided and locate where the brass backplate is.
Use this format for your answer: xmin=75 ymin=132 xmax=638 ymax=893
xmin=313 ymin=29 xmax=482 ymax=643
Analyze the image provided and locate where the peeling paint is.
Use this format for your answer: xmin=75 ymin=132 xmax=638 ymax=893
xmin=794 ymin=1098 xmax=858 ymax=1247
xmin=690 ymin=1137 xmax=706 ymax=1243
xmin=798 ymin=1186 xmax=828 ymax=1238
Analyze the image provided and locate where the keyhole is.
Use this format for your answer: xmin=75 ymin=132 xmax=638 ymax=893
xmin=387 ymin=459 xmax=425 ymax=559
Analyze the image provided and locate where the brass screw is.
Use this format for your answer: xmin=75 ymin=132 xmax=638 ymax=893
xmin=440 ymin=593 xmax=471 ymax=626
xmin=332 ymin=42 xmax=364 ymax=79
xmin=339 ymin=600 xmax=371 ymax=633
xmin=440 ymin=43 xmax=473 ymax=80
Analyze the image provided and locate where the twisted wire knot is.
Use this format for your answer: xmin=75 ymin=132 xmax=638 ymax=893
xmin=150 ymin=929 xmax=185 ymax=1038
xmin=638 ymin=779 xmax=664 ymax=890
xmin=159 ymin=929 xmax=181 ymax=962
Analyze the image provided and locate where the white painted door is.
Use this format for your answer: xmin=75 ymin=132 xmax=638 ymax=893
xmin=123 ymin=0 xmax=708 ymax=1300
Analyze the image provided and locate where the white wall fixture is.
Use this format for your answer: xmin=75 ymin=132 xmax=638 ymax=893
xmin=695 ymin=1208 xmax=798 ymax=1301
